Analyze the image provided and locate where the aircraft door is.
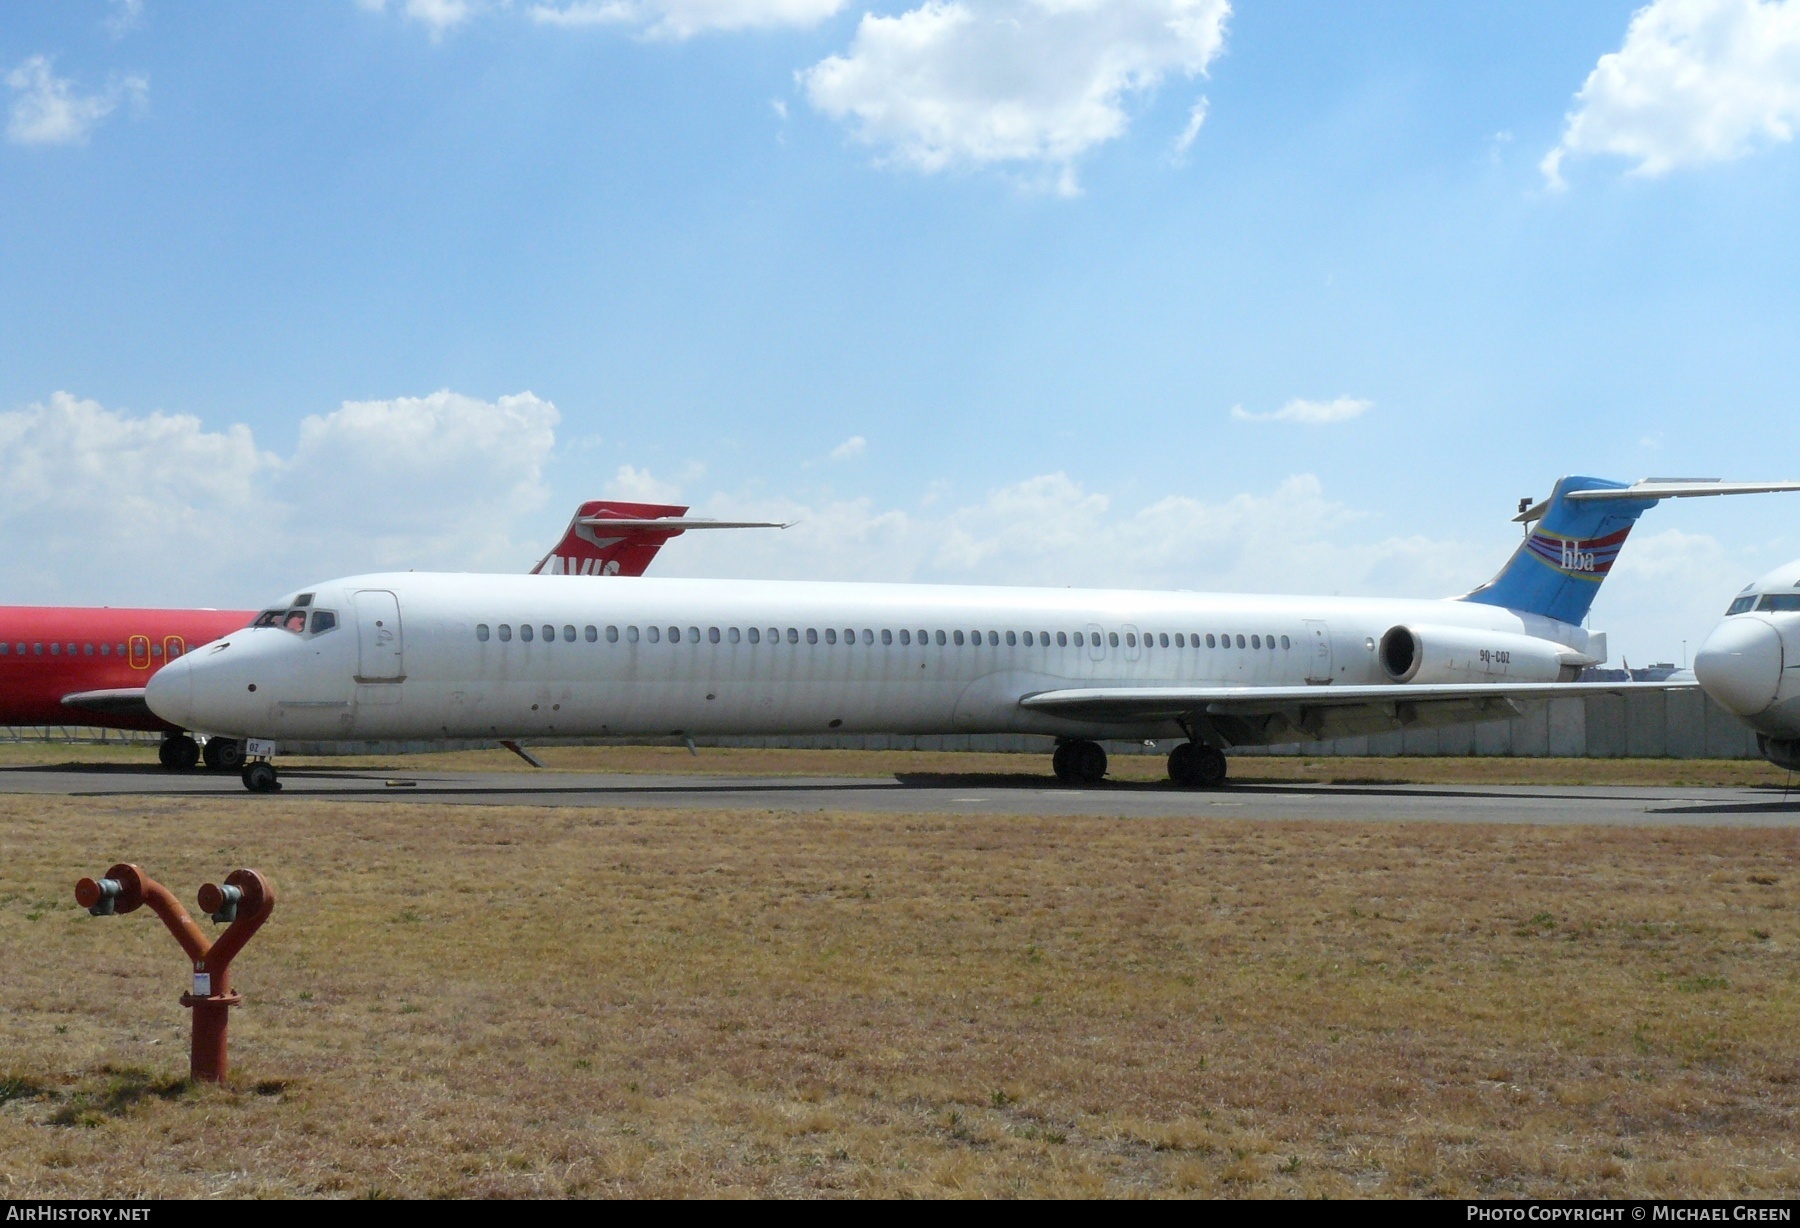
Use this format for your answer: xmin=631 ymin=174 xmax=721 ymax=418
xmin=354 ymin=590 xmax=405 ymax=682
xmin=128 ymin=635 xmax=151 ymax=670
xmin=1122 ymin=623 xmax=1142 ymax=664
xmin=164 ymin=635 xmax=185 ymax=661
xmin=1303 ymin=620 xmax=1333 ymax=683
xmin=1085 ymin=623 xmax=1106 ymax=663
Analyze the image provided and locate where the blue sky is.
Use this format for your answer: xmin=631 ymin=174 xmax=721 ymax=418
xmin=4 ymin=0 xmax=1800 ymax=664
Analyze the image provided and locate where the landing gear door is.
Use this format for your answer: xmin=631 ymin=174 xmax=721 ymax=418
xmin=353 ymin=590 xmax=405 ymax=683
xmin=1303 ymin=619 xmax=1333 ymax=684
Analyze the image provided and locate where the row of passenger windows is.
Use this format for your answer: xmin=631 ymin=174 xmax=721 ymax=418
xmin=474 ymin=622 xmax=1294 ymax=651
xmin=0 ymin=641 xmax=179 ymax=658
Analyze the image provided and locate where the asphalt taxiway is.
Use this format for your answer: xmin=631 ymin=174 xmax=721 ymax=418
xmin=3 ymin=763 xmax=1798 ymax=825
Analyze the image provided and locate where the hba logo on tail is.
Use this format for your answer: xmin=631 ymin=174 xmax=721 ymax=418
xmin=1524 ymin=526 xmax=1631 ymax=580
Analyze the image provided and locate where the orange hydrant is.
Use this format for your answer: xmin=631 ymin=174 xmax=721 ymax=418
xmin=74 ymin=863 xmax=275 ymax=1083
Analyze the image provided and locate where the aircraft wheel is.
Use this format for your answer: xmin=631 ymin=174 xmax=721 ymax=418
xmin=1052 ymin=741 xmax=1076 ymax=783
xmin=159 ymin=734 xmax=200 ymax=771
xmin=1194 ymin=745 xmax=1228 ymax=788
xmin=1168 ymin=741 xmax=1199 ymax=786
xmin=1066 ymin=739 xmax=1107 ymax=784
xmin=241 ymin=762 xmax=281 ymax=793
xmin=202 ymin=737 xmax=244 ymax=771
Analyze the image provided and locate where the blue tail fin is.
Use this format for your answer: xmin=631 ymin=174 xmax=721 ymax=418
xmin=1461 ymin=475 xmax=1661 ymax=625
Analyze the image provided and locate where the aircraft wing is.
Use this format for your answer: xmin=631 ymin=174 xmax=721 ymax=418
xmin=1019 ymin=679 xmax=1692 ymax=727
xmin=60 ymin=688 xmax=154 ymax=718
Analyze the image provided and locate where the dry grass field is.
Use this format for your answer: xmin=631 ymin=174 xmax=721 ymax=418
xmin=0 ymin=739 xmax=1793 ymax=787
xmin=1 ymin=793 xmax=1797 ymax=1198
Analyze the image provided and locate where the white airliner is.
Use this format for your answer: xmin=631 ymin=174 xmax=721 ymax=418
xmin=145 ymin=475 xmax=1800 ymax=792
xmin=1693 ymin=559 xmax=1800 ymax=769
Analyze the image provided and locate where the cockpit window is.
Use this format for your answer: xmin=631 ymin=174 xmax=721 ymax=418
xmin=252 ymin=610 xmax=283 ymax=628
xmin=1756 ymin=593 xmax=1800 ymax=613
xmin=1727 ymin=596 xmax=1757 ymax=615
xmin=310 ymin=610 xmax=338 ymax=634
xmin=293 ymin=593 xmax=314 ymax=608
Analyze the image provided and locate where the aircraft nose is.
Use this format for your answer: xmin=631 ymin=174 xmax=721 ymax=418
xmin=145 ymin=654 xmax=195 ymax=728
xmin=1694 ymin=616 xmax=1783 ymax=716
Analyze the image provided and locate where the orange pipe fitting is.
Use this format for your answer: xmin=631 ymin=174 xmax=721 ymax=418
xmin=74 ymin=863 xmax=276 ymax=1083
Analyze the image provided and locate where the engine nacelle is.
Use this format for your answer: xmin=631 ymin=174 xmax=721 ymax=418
xmin=1378 ymin=624 xmax=1583 ymax=685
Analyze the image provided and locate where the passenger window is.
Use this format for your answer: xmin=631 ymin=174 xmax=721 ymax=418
xmin=1159 ymin=633 xmax=1169 ymax=648
xmin=607 ymin=625 xmax=619 ymax=642
xmin=918 ymin=629 xmax=928 ymax=644
xmin=806 ymin=628 xmax=818 ymax=644
xmin=648 ymin=626 xmax=660 ymax=643
xmin=770 ymin=628 xmax=780 ymax=644
xmin=1125 ymin=632 xmax=1137 ymax=648
xmin=842 ymin=628 xmax=853 ymax=644
xmin=706 ymin=627 xmax=719 ymax=644
xmin=1174 ymin=633 xmax=1184 ymax=648
xmin=83 ymin=643 xmax=92 ymax=655
xmin=477 ymin=624 xmax=490 ymax=641
xmin=951 ymin=630 xmax=963 ymax=646
xmin=748 ymin=627 xmax=760 ymax=644
xmin=1108 ymin=632 xmax=1119 ymax=648
xmin=543 ymin=624 xmax=556 ymax=642
xmin=861 ymin=629 xmax=873 ymax=645
xmin=881 ymin=629 xmax=893 ymax=645
xmin=1020 ymin=631 xmax=1031 ymax=646
xmin=689 ymin=626 xmax=700 ymax=643
xmin=627 ymin=626 xmax=640 ymax=643
xmin=100 ymin=643 xmax=110 ymax=655
xmin=1236 ymin=634 xmax=1246 ymax=648
xmin=310 ymin=611 xmax=337 ymax=635
xmin=898 ymin=630 xmax=910 ymax=645
xmin=934 ymin=630 xmax=946 ymax=646
xmin=586 ymin=625 xmax=598 ymax=642
xmin=668 ymin=627 xmax=680 ymax=643
xmin=49 ymin=643 xmax=59 ymax=656
xmin=1252 ymin=635 xmax=1261 ymax=649
xmin=521 ymin=624 xmax=535 ymax=642
xmin=1056 ymin=632 xmax=1066 ymax=647
xmin=787 ymin=628 xmax=799 ymax=644
xmin=1006 ymin=630 xmax=1017 ymax=646
xmin=1280 ymin=635 xmax=1290 ymax=649
xmin=1073 ymin=632 xmax=1083 ymax=647
xmin=727 ymin=627 xmax=739 ymax=643
xmin=826 ymin=628 xmax=838 ymax=645
xmin=564 ymin=625 xmax=576 ymax=642
xmin=34 ymin=643 xmax=42 ymax=655
xmin=150 ymin=644 xmax=161 ymax=657
xmin=499 ymin=624 xmax=513 ymax=642
xmin=0 ymin=643 xmax=7 ymax=654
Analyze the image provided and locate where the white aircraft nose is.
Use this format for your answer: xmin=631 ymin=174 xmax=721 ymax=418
xmin=145 ymin=655 xmax=194 ymax=728
xmin=1694 ymin=616 xmax=1783 ymax=716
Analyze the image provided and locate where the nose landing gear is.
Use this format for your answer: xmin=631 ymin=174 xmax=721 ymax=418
xmin=241 ymin=761 xmax=281 ymax=793
xmin=1052 ymin=739 xmax=1108 ymax=785
xmin=1168 ymin=741 xmax=1228 ymax=788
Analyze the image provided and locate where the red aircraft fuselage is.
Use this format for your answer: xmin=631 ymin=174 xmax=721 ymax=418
xmin=0 ymin=607 xmax=254 ymax=730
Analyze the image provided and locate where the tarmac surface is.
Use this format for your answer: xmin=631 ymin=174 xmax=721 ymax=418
xmin=4 ymin=762 xmax=1800 ymax=825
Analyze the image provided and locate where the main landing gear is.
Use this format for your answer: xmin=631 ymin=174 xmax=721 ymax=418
xmin=1052 ymin=739 xmax=1108 ymax=785
xmin=1167 ymin=741 xmax=1228 ymax=789
xmin=157 ymin=733 xmax=199 ymax=771
xmin=201 ymin=737 xmax=244 ymax=771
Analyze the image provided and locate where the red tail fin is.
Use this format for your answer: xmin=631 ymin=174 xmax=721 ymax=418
xmin=531 ymin=501 xmax=690 ymax=577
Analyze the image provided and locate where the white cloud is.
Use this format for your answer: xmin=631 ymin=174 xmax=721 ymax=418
xmin=1171 ymin=95 xmax=1208 ymax=158
xmin=1543 ymin=0 xmax=1800 ymax=189
xmin=106 ymin=0 xmax=146 ymax=37
xmin=1230 ymin=396 xmax=1372 ymax=424
xmin=357 ymin=0 xmax=485 ymax=37
xmin=604 ymin=463 xmax=687 ymax=502
xmin=799 ymin=0 xmax=1230 ymax=187
xmin=532 ymin=0 xmax=843 ymax=38
xmin=828 ymin=435 xmax=867 ymax=461
xmin=5 ymin=55 xmax=147 ymax=147
xmin=0 ymin=390 xmax=559 ymax=604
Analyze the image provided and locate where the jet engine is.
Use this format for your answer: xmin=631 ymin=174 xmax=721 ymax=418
xmin=1378 ymin=624 xmax=1583 ymax=685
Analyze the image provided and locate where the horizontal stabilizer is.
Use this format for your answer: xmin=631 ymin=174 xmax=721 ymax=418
xmin=576 ymin=517 xmax=790 ymax=532
xmin=1515 ymin=479 xmax=1800 ymax=522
